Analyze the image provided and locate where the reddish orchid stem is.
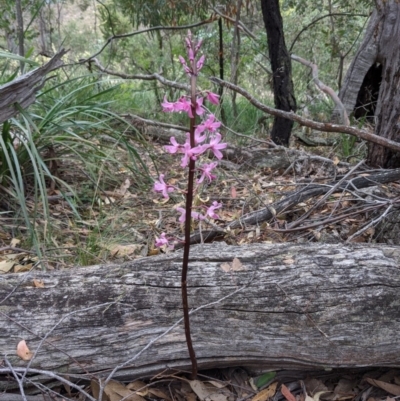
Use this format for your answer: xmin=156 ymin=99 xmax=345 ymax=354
xmin=181 ymin=55 xmax=198 ymax=379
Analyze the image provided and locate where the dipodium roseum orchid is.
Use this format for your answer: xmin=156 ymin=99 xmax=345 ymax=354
xmin=204 ymin=133 xmax=227 ymax=159
xmin=206 ymin=91 xmax=220 ymax=105
xmin=162 ymin=96 xmax=204 ymax=118
xmin=206 ymin=201 xmax=222 ymax=219
xmin=176 ymin=207 xmax=205 ymax=223
xmin=195 ymin=114 xmax=221 ymax=135
xmin=164 ymin=137 xmax=182 ymax=154
xmin=154 ymin=30 xmax=227 ymax=380
xmin=197 ymin=162 xmax=218 ymax=184
xmin=153 ymin=174 xmax=174 ymax=199
xmin=154 ymin=232 xmax=174 ymax=250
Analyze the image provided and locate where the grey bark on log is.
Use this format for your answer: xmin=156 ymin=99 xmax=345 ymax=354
xmin=0 ymin=49 xmax=66 ymax=124
xmin=1 ymin=242 xmax=400 ymax=386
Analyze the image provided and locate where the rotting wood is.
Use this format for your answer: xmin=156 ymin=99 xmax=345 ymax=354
xmin=0 ymin=49 xmax=67 ymax=124
xmin=1 ymin=242 xmax=400 ymax=389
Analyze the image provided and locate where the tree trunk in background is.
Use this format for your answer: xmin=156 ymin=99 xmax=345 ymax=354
xmin=15 ymin=0 xmax=25 ymax=73
xmin=338 ymin=0 xmax=400 ymax=168
xmin=230 ymin=0 xmax=242 ymax=118
xmin=260 ymin=0 xmax=296 ymax=147
xmin=218 ymin=17 xmax=227 ymax=125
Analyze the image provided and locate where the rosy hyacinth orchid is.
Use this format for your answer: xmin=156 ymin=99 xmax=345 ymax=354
xmin=153 ymin=174 xmax=175 ymax=199
xmin=206 ymin=201 xmax=222 ymax=219
xmin=206 ymin=91 xmax=220 ymax=105
xmin=197 ymin=162 xmax=218 ymax=184
xmin=205 ymin=133 xmax=227 ymax=159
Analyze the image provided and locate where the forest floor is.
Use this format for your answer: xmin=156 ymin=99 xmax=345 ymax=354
xmin=1 ymin=127 xmax=400 ymax=399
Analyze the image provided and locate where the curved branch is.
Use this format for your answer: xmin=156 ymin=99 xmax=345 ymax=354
xmin=289 ymin=12 xmax=369 ymax=52
xmin=90 ymin=58 xmax=190 ymax=91
xmin=291 ymin=54 xmax=350 ymax=125
xmin=211 ymin=7 xmax=256 ymax=39
xmin=209 ymin=77 xmax=400 ymax=153
xmin=80 ymin=18 xmax=216 ymax=63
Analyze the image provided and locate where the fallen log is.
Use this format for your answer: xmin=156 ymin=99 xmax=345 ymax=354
xmin=1 ymin=242 xmax=400 ymax=387
xmin=0 ymin=49 xmax=67 ymax=124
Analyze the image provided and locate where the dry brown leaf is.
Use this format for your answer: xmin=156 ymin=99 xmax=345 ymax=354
xmin=10 ymin=238 xmax=21 ymax=247
xmin=281 ymin=384 xmax=297 ymax=401
xmin=108 ymin=244 xmax=143 ymax=257
xmin=17 ymin=340 xmax=33 ymax=361
xmin=126 ymin=380 xmax=147 ymax=391
xmin=91 ymin=380 xmax=109 ymax=401
xmin=220 ymin=257 xmax=246 ymax=272
xmin=189 ymin=380 xmax=228 ymax=401
xmin=148 ymin=387 xmax=171 ymax=400
xmin=0 ymin=260 xmax=15 ymax=274
xmin=185 ymin=393 xmax=197 ymax=401
xmin=366 ymin=378 xmax=400 ymax=396
xmin=14 ymin=263 xmax=33 ymax=273
xmin=119 ymin=178 xmax=131 ymax=195
xmin=104 ymin=380 xmax=145 ymax=401
xmin=33 ymin=279 xmax=45 ymax=288
xmin=252 ymin=382 xmax=278 ymax=401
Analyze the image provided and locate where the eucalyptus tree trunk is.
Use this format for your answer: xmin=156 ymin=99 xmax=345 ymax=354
xmin=338 ymin=0 xmax=400 ymax=168
xmin=230 ymin=0 xmax=242 ymax=118
xmin=15 ymin=0 xmax=25 ymax=73
xmin=260 ymin=0 xmax=297 ymax=147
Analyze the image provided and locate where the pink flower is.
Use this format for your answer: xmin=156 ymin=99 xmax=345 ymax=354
xmin=176 ymin=96 xmax=194 ymax=118
xmin=180 ymin=139 xmax=206 ymax=168
xmin=204 ymin=133 xmax=227 ymax=159
xmin=178 ymin=55 xmax=191 ymax=75
xmin=206 ymin=201 xmax=222 ymax=219
xmin=165 ymin=137 xmax=182 ymax=154
xmin=194 ymin=39 xmax=203 ymax=53
xmin=155 ymin=232 xmax=174 ymax=250
xmin=194 ymin=127 xmax=207 ymax=144
xmin=207 ymin=92 xmax=220 ymax=105
xmin=196 ymin=55 xmax=205 ymax=71
xmin=153 ymin=174 xmax=174 ymax=199
xmin=197 ymin=162 xmax=218 ymax=183
xmin=161 ymin=96 xmax=176 ymax=113
xmin=188 ymin=48 xmax=195 ymax=62
xmin=196 ymin=114 xmax=221 ymax=135
xmin=195 ymin=97 xmax=205 ymax=116
xmin=176 ymin=207 xmax=205 ymax=223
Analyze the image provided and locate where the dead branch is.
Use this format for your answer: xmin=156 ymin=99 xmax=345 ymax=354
xmin=0 ymin=49 xmax=67 ymax=124
xmin=291 ymin=54 xmax=350 ymax=125
xmin=209 ymin=77 xmax=400 ymax=153
xmin=182 ymin=167 xmax=400 ymax=246
xmin=80 ymin=18 xmax=216 ymax=63
xmin=90 ymin=59 xmax=190 ymax=91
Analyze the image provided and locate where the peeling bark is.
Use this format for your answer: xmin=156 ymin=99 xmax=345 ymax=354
xmin=0 ymin=49 xmax=66 ymax=124
xmin=338 ymin=1 xmax=400 ymax=167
